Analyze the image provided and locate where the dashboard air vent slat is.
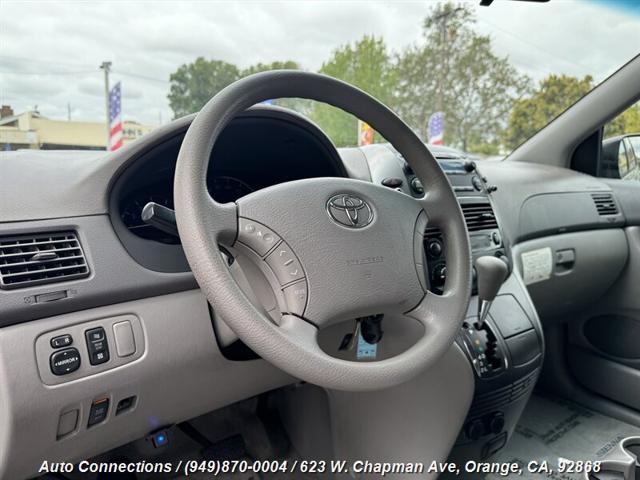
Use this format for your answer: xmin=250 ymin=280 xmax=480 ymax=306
xmin=0 ymin=232 xmax=89 ymax=290
xmin=591 ymin=193 xmax=619 ymax=216
xmin=461 ymin=203 xmax=498 ymax=232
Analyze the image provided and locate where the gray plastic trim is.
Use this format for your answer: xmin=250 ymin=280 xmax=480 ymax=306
xmin=0 ymin=215 xmax=196 ymax=327
xmin=512 ymin=229 xmax=628 ymax=320
xmin=0 ymin=289 xmax=292 ymax=480
xmin=479 ymin=160 xmax=619 ymax=245
xmin=278 ymin=343 xmax=474 ymax=480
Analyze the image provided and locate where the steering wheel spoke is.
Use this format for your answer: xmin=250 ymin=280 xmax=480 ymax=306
xmin=201 ymin=196 xmax=239 ymax=246
xmin=406 ymin=291 xmax=458 ymax=329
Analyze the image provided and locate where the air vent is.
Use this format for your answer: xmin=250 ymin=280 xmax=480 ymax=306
xmin=591 ymin=193 xmax=619 ymax=216
xmin=461 ymin=203 xmax=498 ymax=232
xmin=0 ymin=232 xmax=89 ymax=290
xmin=423 ymin=226 xmax=441 ymax=239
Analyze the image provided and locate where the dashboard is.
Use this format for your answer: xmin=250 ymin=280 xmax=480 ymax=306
xmin=1 ymin=102 xmax=640 ymax=480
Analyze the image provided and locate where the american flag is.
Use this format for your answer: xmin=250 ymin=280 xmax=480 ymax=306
xmin=427 ymin=111 xmax=444 ymax=145
xmin=109 ymin=82 xmax=123 ymax=151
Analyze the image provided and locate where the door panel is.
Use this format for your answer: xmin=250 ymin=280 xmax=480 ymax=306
xmin=567 ymin=226 xmax=640 ymax=411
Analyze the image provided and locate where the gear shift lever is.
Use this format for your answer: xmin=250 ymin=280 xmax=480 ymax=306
xmin=475 ymin=256 xmax=509 ymax=329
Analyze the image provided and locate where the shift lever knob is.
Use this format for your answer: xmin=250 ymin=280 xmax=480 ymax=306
xmin=475 ymin=256 xmax=509 ymax=329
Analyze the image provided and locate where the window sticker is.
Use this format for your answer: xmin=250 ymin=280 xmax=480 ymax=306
xmin=521 ymin=247 xmax=553 ymax=285
xmin=357 ymin=332 xmax=377 ymax=360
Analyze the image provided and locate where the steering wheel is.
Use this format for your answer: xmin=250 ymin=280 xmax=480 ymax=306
xmin=174 ymin=71 xmax=471 ymax=391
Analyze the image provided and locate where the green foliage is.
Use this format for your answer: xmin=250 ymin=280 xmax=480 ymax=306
xmin=166 ymin=3 xmax=609 ymax=156
xmin=310 ymin=35 xmax=398 ymax=147
xmin=604 ymin=102 xmax=640 ymax=138
xmin=168 ymin=57 xmax=240 ymax=118
xmin=168 ymin=59 xmax=302 ymax=119
xmin=395 ymin=2 xmax=530 ymax=151
xmin=503 ymin=74 xmax=594 ymax=149
xmin=241 ymin=60 xmax=299 ymax=76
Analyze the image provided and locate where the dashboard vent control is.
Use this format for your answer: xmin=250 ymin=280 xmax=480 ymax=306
xmin=461 ymin=203 xmax=499 ymax=232
xmin=0 ymin=231 xmax=89 ymax=290
xmin=591 ymin=193 xmax=619 ymax=216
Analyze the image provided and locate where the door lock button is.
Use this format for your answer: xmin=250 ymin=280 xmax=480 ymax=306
xmin=50 ymin=347 xmax=81 ymax=375
xmin=85 ymin=327 xmax=110 ymax=366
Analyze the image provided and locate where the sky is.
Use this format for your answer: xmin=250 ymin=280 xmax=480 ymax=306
xmin=1 ymin=0 xmax=639 ymax=126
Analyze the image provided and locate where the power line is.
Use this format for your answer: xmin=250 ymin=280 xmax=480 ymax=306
xmin=0 ymin=54 xmax=93 ymax=70
xmin=0 ymin=55 xmax=170 ymax=84
xmin=0 ymin=69 xmax=97 ymax=76
xmin=476 ymin=16 xmax=592 ymax=75
xmin=112 ymin=70 xmax=169 ymax=84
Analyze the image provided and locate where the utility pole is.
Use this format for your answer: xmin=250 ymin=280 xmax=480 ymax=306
xmin=100 ymin=61 xmax=112 ymax=151
xmin=433 ymin=6 xmax=464 ymax=113
xmin=67 ymin=102 xmax=71 ymax=121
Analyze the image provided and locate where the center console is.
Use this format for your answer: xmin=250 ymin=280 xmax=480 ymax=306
xmin=426 ymin=159 xmax=544 ymax=464
xmin=368 ymin=147 xmax=545 ymax=464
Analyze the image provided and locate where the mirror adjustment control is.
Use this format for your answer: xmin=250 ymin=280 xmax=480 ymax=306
xmin=85 ymin=327 xmax=110 ymax=365
xmin=50 ymin=334 xmax=73 ymax=349
xmin=50 ymin=347 xmax=81 ymax=375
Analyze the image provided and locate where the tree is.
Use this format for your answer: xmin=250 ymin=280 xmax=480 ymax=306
xmin=168 ymin=57 xmax=240 ymax=118
xmin=604 ymin=102 xmax=640 ymax=138
xmin=395 ymin=2 xmax=530 ymax=152
xmin=241 ymin=60 xmax=299 ymax=77
xmin=503 ymin=74 xmax=594 ymax=149
xmin=168 ymin=58 xmax=302 ymax=118
xmin=310 ymin=35 xmax=397 ymax=147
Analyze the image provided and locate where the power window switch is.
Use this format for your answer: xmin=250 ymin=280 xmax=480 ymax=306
xmin=88 ymin=398 xmax=109 ymax=427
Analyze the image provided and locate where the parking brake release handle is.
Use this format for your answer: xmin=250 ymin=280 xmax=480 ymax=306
xmin=475 ymin=256 xmax=509 ymax=329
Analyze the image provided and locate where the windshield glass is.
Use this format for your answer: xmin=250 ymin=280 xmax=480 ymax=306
xmin=1 ymin=0 xmax=639 ymax=156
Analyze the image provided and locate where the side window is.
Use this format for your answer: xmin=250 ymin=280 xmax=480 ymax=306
xmin=602 ymin=101 xmax=640 ymax=181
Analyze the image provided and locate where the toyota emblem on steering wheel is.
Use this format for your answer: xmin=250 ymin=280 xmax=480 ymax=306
xmin=326 ymin=194 xmax=374 ymax=228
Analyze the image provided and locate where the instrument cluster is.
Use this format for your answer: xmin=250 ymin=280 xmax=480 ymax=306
xmin=120 ymin=175 xmax=254 ymax=243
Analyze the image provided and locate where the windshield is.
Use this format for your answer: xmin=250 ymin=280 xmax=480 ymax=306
xmin=1 ymin=0 xmax=639 ymax=156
